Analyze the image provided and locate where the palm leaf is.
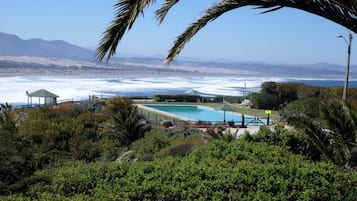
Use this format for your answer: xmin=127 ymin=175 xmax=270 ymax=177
xmin=321 ymin=101 xmax=357 ymax=148
xmin=155 ymin=0 xmax=180 ymax=24
xmin=288 ymin=100 xmax=357 ymax=167
xmin=166 ymin=0 xmax=249 ymax=63
xmin=257 ymin=6 xmax=284 ymax=14
xmin=165 ymin=0 xmax=357 ymax=63
xmin=288 ymin=115 xmax=335 ymax=163
xmin=97 ymin=0 xmax=357 ymax=62
xmin=332 ymin=0 xmax=357 ymax=11
xmin=96 ymin=0 xmax=156 ymax=62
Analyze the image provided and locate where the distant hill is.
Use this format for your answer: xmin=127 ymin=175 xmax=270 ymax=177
xmin=305 ymin=63 xmax=357 ymax=73
xmin=0 ymin=32 xmax=94 ymax=61
xmin=0 ymin=32 xmax=355 ymax=77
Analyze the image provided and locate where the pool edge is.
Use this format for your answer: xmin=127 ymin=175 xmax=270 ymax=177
xmin=136 ymin=104 xmax=193 ymax=121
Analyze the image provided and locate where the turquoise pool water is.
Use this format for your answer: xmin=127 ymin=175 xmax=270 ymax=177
xmin=144 ymin=104 xmax=253 ymax=123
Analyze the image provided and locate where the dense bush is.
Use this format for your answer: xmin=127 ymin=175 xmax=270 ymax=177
xmin=242 ymin=124 xmax=322 ymax=161
xmin=250 ymin=92 xmax=276 ymax=109
xmin=3 ymin=93 xmax=357 ymax=199
xmin=69 ymin=112 xmax=104 ymax=161
xmin=6 ymin=140 xmax=357 ymax=200
xmin=18 ymin=107 xmax=105 ymax=166
xmin=156 ymin=135 xmax=207 ymax=157
xmin=255 ymin=81 xmax=357 ymax=111
xmin=0 ymin=110 xmax=37 ymax=194
xmin=131 ymin=129 xmax=170 ymax=160
xmin=282 ymin=98 xmax=321 ymax=119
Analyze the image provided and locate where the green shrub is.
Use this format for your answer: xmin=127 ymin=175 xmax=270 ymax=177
xmin=156 ymin=135 xmax=206 ymax=157
xmin=131 ymin=129 xmax=170 ymax=159
xmin=0 ymin=110 xmax=37 ymax=195
xmin=251 ymin=92 xmax=277 ymax=109
xmin=242 ymin=124 xmax=322 ymax=161
xmin=6 ymin=141 xmax=357 ymax=200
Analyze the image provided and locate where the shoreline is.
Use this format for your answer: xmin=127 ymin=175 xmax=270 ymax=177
xmin=0 ymin=68 xmax=354 ymax=81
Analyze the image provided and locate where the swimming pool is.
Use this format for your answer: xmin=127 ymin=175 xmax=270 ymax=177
xmin=143 ymin=104 xmax=254 ymax=123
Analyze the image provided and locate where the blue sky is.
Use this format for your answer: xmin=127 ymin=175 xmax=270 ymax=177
xmin=0 ymin=0 xmax=355 ymax=65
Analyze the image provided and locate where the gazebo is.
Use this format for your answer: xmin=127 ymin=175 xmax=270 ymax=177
xmin=26 ymin=89 xmax=59 ymax=106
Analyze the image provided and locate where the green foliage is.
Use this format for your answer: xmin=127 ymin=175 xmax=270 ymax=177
xmin=261 ymin=81 xmax=279 ymax=95
xmin=205 ymin=127 xmax=221 ymax=139
xmin=103 ymin=97 xmax=151 ymax=147
xmin=156 ymin=135 xmax=207 ymax=158
xmin=9 ymin=141 xmax=357 ymax=200
xmin=18 ymin=106 xmax=105 ymax=166
xmin=4 ymin=94 xmax=357 ymax=199
xmin=254 ymin=82 xmax=329 ymax=110
xmin=258 ymin=82 xmax=307 ymax=109
xmin=69 ymin=112 xmax=103 ymax=162
xmin=19 ymin=107 xmax=75 ymax=153
xmin=205 ymin=124 xmax=225 ymax=140
xmin=222 ymin=129 xmax=235 ymax=142
xmin=346 ymin=88 xmax=357 ymax=110
xmin=242 ymin=124 xmax=322 ymax=161
xmin=283 ymin=98 xmax=321 ymax=118
xmin=288 ymin=100 xmax=357 ymax=168
xmin=251 ymin=92 xmax=276 ymax=109
xmin=131 ymin=129 xmax=170 ymax=160
xmin=0 ymin=109 xmax=36 ymax=194
xmin=1 ymin=173 xmax=51 ymax=197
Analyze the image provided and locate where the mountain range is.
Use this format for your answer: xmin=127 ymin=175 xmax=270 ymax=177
xmin=0 ymin=32 xmax=355 ymax=78
xmin=0 ymin=32 xmax=94 ymax=61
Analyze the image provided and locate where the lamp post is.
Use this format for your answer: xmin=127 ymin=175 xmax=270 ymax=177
xmin=265 ymin=110 xmax=271 ymax=126
xmin=337 ymin=33 xmax=353 ymax=103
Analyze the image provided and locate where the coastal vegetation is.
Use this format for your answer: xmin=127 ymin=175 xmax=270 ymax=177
xmin=2 ymin=0 xmax=357 ymax=199
xmin=1 ymin=82 xmax=357 ymax=200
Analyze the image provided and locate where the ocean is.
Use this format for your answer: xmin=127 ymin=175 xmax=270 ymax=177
xmin=1 ymin=75 xmax=355 ymax=105
xmin=286 ymin=79 xmax=357 ymax=88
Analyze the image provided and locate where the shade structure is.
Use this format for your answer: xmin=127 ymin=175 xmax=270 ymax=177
xmin=27 ymin=89 xmax=59 ymax=106
xmin=216 ymin=103 xmax=235 ymax=123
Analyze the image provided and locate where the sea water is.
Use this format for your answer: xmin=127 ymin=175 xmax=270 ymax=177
xmin=0 ymin=75 xmax=356 ymax=105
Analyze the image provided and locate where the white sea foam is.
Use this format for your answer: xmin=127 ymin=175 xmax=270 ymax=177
xmin=0 ymin=75 xmax=284 ymax=105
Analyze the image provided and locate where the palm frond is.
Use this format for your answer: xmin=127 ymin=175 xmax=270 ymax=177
xmin=282 ymin=0 xmax=357 ymax=32
xmin=96 ymin=0 xmax=156 ymax=62
xmin=288 ymin=115 xmax=335 ymax=163
xmin=97 ymin=0 xmax=357 ymax=63
xmin=258 ymin=6 xmax=284 ymax=14
xmin=155 ymin=0 xmax=180 ymax=24
xmin=332 ymin=0 xmax=357 ymax=12
xmin=321 ymin=101 xmax=357 ymax=148
xmin=166 ymin=0 xmax=357 ymax=63
xmin=166 ymin=0 xmax=248 ymax=63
